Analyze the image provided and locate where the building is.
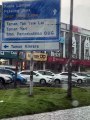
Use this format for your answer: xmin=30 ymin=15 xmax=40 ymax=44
xmin=46 ymin=23 xmax=90 ymax=72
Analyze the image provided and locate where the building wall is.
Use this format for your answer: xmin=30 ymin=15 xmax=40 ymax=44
xmin=47 ymin=23 xmax=90 ymax=72
xmin=60 ymin=23 xmax=90 ymax=61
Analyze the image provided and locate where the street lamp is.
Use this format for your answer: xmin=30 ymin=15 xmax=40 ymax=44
xmin=67 ymin=0 xmax=73 ymax=98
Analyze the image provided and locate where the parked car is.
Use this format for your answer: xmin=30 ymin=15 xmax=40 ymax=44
xmin=0 ymin=65 xmax=20 ymax=71
xmin=76 ymin=72 xmax=90 ymax=84
xmin=36 ymin=70 xmax=68 ymax=85
xmin=0 ymin=68 xmax=27 ymax=84
xmin=18 ymin=70 xmax=53 ymax=85
xmin=0 ymin=73 xmax=13 ymax=84
xmin=57 ymin=72 xmax=87 ymax=84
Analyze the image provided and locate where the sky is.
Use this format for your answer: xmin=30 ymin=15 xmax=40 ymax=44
xmin=61 ymin=0 xmax=90 ymax=30
xmin=0 ymin=0 xmax=90 ymax=30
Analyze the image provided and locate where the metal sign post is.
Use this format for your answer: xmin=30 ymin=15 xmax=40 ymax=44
xmin=29 ymin=52 xmax=33 ymax=96
xmin=14 ymin=51 xmax=19 ymax=88
xmin=67 ymin=0 xmax=73 ymax=99
xmin=14 ymin=61 xmax=18 ymax=88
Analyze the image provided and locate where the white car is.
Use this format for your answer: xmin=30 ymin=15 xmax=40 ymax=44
xmin=57 ymin=72 xmax=87 ymax=84
xmin=36 ymin=70 xmax=65 ymax=84
xmin=18 ymin=70 xmax=53 ymax=85
xmin=0 ymin=73 xmax=13 ymax=84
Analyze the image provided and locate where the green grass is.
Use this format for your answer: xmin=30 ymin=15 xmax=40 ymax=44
xmin=0 ymin=87 xmax=90 ymax=119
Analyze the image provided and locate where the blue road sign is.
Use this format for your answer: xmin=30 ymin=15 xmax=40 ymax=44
xmin=59 ymin=37 xmax=64 ymax=43
xmin=2 ymin=0 xmax=61 ymax=50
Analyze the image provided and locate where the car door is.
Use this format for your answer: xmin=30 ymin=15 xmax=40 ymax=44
xmin=60 ymin=73 xmax=77 ymax=83
xmin=33 ymin=72 xmax=40 ymax=83
xmin=59 ymin=73 xmax=68 ymax=82
xmin=72 ymin=74 xmax=78 ymax=82
xmin=20 ymin=71 xmax=30 ymax=82
xmin=20 ymin=71 xmax=39 ymax=83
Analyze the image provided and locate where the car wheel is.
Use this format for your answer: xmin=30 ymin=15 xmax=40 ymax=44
xmin=40 ymin=79 xmax=46 ymax=85
xmin=77 ymin=79 xmax=82 ymax=84
xmin=55 ymin=79 xmax=60 ymax=85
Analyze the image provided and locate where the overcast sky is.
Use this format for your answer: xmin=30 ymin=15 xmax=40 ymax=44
xmin=61 ymin=0 xmax=90 ymax=30
xmin=0 ymin=0 xmax=90 ymax=30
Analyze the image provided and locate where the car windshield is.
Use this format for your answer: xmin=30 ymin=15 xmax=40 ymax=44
xmin=86 ymin=73 xmax=90 ymax=77
xmin=38 ymin=70 xmax=54 ymax=76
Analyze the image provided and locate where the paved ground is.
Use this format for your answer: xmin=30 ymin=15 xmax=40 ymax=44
xmin=2 ymin=106 xmax=90 ymax=120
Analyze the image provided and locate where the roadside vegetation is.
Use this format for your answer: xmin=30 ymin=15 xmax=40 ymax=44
xmin=0 ymin=87 xmax=90 ymax=119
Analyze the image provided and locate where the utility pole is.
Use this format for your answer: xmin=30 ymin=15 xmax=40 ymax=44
xmin=14 ymin=51 xmax=19 ymax=88
xmin=29 ymin=52 xmax=33 ymax=96
xmin=67 ymin=0 xmax=73 ymax=99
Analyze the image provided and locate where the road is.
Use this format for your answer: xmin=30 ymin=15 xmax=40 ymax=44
xmin=2 ymin=106 xmax=90 ymax=120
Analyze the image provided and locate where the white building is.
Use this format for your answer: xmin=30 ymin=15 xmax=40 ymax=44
xmin=46 ymin=23 xmax=90 ymax=72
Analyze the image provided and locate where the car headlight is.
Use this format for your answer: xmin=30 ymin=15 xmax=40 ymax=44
xmin=4 ymin=77 xmax=11 ymax=80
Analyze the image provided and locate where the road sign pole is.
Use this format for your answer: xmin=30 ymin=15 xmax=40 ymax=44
xmin=29 ymin=52 xmax=33 ymax=96
xmin=14 ymin=51 xmax=19 ymax=88
xmin=67 ymin=0 xmax=73 ymax=99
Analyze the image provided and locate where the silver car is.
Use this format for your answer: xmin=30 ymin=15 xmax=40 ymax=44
xmin=0 ymin=73 xmax=13 ymax=84
xmin=58 ymin=72 xmax=87 ymax=84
